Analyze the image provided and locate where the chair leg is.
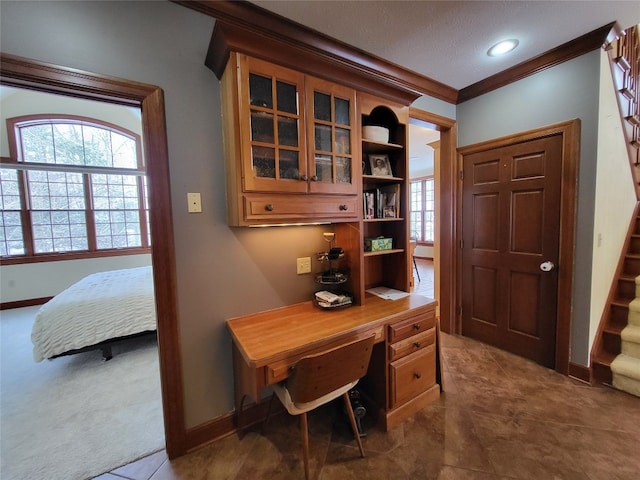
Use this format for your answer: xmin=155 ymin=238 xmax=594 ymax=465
xmin=342 ymin=392 xmax=365 ymax=457
xmin=300 ymin=412 xmax=310 ymax=480
xmin=413 ymin=256 xmax=421 ymax=281
xmin=262 ymin=392 xmax=276 ymax=435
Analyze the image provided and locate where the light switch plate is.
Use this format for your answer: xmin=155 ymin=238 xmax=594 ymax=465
xmin=187 ymin=192 xmax=202 ymax=213
xmin=296 ymin=257 xmax=311 ymax=275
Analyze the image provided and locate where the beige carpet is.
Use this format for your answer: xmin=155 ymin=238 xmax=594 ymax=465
xmin=0 ymin=306 xmax=165 ymax=480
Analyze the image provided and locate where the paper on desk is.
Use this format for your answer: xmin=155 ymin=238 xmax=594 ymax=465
xmin=366 ymin=286 xmax=410 ymax=300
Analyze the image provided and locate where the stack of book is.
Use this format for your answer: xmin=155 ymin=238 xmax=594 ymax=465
xmin=363 ymin=184 xmax=400 ymax=219
xmin=314 ymin=290 xmax=353 ymax=308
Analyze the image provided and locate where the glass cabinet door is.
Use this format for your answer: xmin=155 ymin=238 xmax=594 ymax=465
xmin=242 ymin=57 xmax=307 ymax=193
xmin=307 ymin=77 xmax=357 ymax=195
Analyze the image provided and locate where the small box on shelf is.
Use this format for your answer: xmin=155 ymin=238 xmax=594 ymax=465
xmin=365 ymin=237 xmax=393 ymax=252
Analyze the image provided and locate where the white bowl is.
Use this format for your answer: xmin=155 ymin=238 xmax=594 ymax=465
xmin=363 ymin=126 xmax=389 ymax=143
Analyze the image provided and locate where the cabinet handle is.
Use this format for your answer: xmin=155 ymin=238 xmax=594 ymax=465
xmin=413 ymin=324 xmax=421 ymax=331
xmin=310 ymin=175 xmax=318 ymax=182
xmin=300 ymin=174 xmax=308 ymax=181
xmin=413 ymin=342 xmax=421 ymax=349
xmin=339 ymin=204 xmax=348 ymax=211
xmin=265 ymin=204 xmax=274 ymax=211
xmin=413 ymin=372 xmax=422 ymax=379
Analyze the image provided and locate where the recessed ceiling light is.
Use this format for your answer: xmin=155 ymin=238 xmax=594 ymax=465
xmin=487 ymin=39 xmax=519 ymax=57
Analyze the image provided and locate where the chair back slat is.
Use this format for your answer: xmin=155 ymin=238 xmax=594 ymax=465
xmin=287 ymin=334 xmax=375 ymax=404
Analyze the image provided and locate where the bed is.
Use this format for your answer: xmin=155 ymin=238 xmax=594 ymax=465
xmin=31 ymin=266 xmax=157 ymax=362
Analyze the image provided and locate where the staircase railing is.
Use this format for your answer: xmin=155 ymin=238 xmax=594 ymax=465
xmin=590 ymin=24 xmax=640 ymax=385
xmin=610 ymin=24 xmax=640 ymax=194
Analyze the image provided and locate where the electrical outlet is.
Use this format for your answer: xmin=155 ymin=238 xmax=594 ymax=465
xmin=296 ymin=257 xmax=311 ymax=275
xmin=187 ymin=192 xmax=202 ymax=213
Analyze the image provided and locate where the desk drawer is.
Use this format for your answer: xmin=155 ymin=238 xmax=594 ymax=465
xmin=389 ymin=344 xmax=435 ymax=408
xmin=388 ymin=312 xmax=435 ymax=343
xmin=388 ymin=328 xmax=434 ymax=362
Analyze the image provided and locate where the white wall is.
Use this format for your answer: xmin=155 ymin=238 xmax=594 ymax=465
xmin=0 ymin=0 xmax=344 ymax=429
xmin=412 ymin=94 xmax=456 ymax=120
xmin=457 ymin=50 xmax=601 ymax=366
xmin=590 ymin=50 xmax=637 ymax=350
xmin=1 ymin=254 xmax=151 ymax=302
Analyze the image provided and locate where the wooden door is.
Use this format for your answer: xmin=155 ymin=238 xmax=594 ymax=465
xmin=461 ymin=134 xmax=563 ymax=368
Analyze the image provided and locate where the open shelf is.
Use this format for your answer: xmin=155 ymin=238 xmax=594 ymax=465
xmin=362 ymin=139 xmax=404 ymax=152
xmin=362 ymin=175 xmax=404 ymax=183
xmin=363 ymin=217 xmax=405 ymax=223
xmin=364 ymin=248 xmax=404 ymax=257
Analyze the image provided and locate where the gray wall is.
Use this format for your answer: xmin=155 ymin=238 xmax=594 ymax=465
xmin=456 ymin=50 xmax=601 ymax=365
xmin=1 ymin=0 xmax=336 ymax=428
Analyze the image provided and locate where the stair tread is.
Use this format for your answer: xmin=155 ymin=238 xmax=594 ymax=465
xmin=611 ymin=354 xmax=640 ymax=380
xmin=628 ymin=298 xmax=640 ymax=311
xmin=612 ymin=298 xmax=632 ymax=307
xmin=621 ymin=324 xmax=640 ymax=342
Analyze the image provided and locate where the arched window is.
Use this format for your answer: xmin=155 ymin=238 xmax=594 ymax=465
xmin=1 ymin=115 xmax=150 ymax=262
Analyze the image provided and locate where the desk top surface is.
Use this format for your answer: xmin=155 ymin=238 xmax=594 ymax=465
xmin=227 ymin=293 xmax=437 ymax=368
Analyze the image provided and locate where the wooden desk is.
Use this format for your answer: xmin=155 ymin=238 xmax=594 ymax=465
xmin=227 ymin=293 xmax=439 ymax=431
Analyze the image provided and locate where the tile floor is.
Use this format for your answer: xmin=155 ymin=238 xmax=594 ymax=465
xmin=97 ymin=260 xmax=640 ymax=480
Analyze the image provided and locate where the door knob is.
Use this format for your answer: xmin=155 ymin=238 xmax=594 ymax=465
xmin=540 ymin=261 xmax=555 ymax=272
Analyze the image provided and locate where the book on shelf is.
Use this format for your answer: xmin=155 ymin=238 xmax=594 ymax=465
xmin=363 ymin=184 xmax=400 ymax=219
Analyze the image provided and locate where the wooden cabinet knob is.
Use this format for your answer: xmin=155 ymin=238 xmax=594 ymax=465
xmin=265 ymin=204 xmax=274 ymax=211
xmin=413 ymin=342 xmax=421 ymax=349
xmin=339 ymin=204 xmax=348 ymax=211
xmin=413 ymin=372 xmax=421 ymax=379
xmin=413 ymin=324 xmax=421 ymax=330
xmin=300 ymin=174 xmax=308 ymax=181
xmin=310 ymin=175 xmax=318 ymax=182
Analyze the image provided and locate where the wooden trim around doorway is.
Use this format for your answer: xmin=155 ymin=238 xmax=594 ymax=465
xmin=456 ymin=119 xmax=580 ymax=374
xmin=0 ymin=53 xmax=186 ymax=457
xmin=409 ymin=107 xmax=457 ymax=335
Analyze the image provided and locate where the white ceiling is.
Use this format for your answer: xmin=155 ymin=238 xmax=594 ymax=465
xmin=251 ymin=0 xmax=640 ymax=90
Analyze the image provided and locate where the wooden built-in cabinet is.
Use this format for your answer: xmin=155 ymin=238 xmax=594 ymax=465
xmin=217 ymin=49 xmax=438 ymax=430
xmin=359 ymin=298 xmax=438 ymax=430
xmin=220 ymin=53 xmax=358 ymax=226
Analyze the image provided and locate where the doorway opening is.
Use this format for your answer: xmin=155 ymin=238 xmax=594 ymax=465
xmin=408 ymin=120 xmax=439 ymax=300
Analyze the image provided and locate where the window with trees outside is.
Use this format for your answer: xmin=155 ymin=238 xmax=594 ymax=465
xmin=410 ymin=177 xmax=434 ymax=243
xmin=0 ymin=115 xmax=150 ymax=263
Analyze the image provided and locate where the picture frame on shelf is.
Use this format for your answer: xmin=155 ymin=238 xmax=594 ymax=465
xmin=383 ymin=205 xmax=396 ymax=218
xmin=369 ymin=154 xmax=393 ymax=177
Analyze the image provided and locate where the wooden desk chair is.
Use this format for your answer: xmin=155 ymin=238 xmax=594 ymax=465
xmin=268 ymin=334 xmax=375 ymax=480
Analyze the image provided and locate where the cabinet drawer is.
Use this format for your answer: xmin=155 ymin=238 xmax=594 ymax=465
xmin=389 ymin=345 xmax=435 ymax=408
xmin=244 ymin=194 xmax=358 ymax=222
xmin=388 ymin=327 xmax=434 ymax=362
xmin=388 ymin=312 xmax=435 ymax=343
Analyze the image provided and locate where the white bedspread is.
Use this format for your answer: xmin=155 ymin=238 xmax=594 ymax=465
xmin=31 ymin=266 xmax=156 ymax=362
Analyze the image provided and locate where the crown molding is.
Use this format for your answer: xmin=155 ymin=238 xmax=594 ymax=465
xmin=175 ymin=0 xmax=458 ymax=105
xmin=175 ymin=2 xmax=619 ymax=106
xmin=458 ymin=22 xmax=617 ymax=103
